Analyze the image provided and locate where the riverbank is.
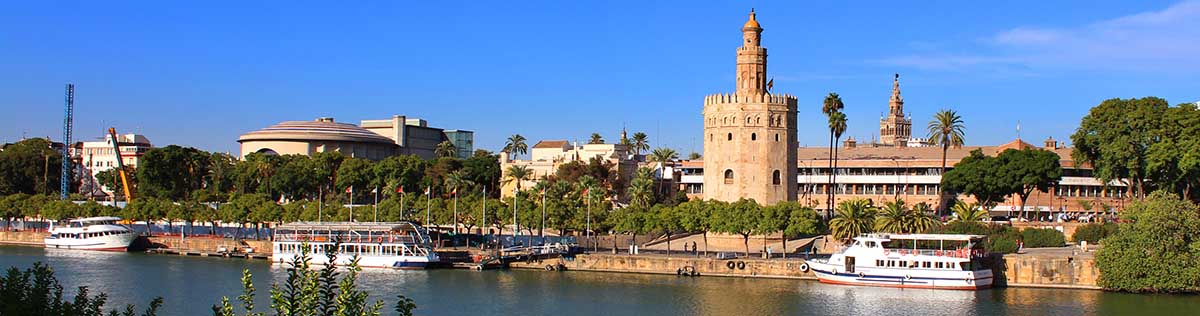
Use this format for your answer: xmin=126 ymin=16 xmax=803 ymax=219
xmin=0 ymin=230 xmax=1101 ymax=290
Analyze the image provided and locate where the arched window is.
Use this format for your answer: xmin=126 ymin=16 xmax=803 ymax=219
xmin=727 ymin=133 xmax=733 ymax=141
xmin=775 ymin=133 xmax=779 ymax=142
xmin=709 ymin=134 xmax=713 ymax=141
xmin=772 ymin=170 xmax=781 ymax=185
xmin=751 ymin=133 xmax=757 ymax=141
xmin=746 ymin=116 xmax=752 ymax=125
xmin=724 ymin=169 xmax=735 ymax=184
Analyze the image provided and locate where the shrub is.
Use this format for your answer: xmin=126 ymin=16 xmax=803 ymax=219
xmin=1097 ymin=191 xmax=1200 ymax=293
xmin=0 ymin=262 xmax=162 ymax=316
xmin=989 ymin=237 xmax=1019 ymax=254
xmin=932 ymin=221 xmax=1022 ymax=254
xmin=1072 ymin=223 xmax=1118 ymax=243
xmin=1021 ymin=228 xmax=1066 ymax=248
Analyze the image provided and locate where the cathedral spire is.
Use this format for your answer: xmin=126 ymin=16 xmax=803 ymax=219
xmin=889 ymin=73 xmax=904 ymax=116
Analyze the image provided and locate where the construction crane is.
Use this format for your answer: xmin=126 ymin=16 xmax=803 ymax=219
xmin=108 ymin=127 xmax=134 ymax=202
xmin=60 ymin=84 xmax=74 ymax=200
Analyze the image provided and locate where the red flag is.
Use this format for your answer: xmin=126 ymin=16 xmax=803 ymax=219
xmin=395 ymin=186 xmax=404 ymax=194
xmin=582 ymin=187 xmax=589 ymax=195
xmin=345 ymin=186 xmax=352 ymax=194
xmin=424 ymin=186 xmax=431 ymax=196
xmin=540 ymin=187 xmax=546 ymax=195
xmin=451 ymin=188 xmax=458 ymax=196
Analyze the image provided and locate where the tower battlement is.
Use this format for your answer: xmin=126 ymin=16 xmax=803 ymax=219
xmin=703 ymin=93 xmax=797 ymax=107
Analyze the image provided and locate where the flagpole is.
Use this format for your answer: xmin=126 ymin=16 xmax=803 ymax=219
xmin=399 ymin=188 xmax=405 ymax=221
xmin=482 ymin=186 xmax=488 ymax=237
xmin=318 ymin=189 xmax=323 ymax=223
xmin=512 ymin=187 xmax=518 ymax=245
xmin=540 ymin=190 xmax=546 ymax=239
xmin=425 ymin=187 xmax=432 ymax=228
xmin=373 ymin=186 xmax=379 ymax=222
xmin=452 ymin=188 xmax=459 ymax=234
xmin=349 ymin=186 xmax=354 ymax=222
xmin=587 ymin=191 xmax=593 ymax=252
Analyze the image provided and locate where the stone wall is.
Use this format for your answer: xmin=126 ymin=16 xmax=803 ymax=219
xmin=147 ymin=236 xmax=273 ymax=255
xmin=0 ymin=231 xmax=46 ymax=245
xmin=997 ymin=253 xmax=1099 ymax=289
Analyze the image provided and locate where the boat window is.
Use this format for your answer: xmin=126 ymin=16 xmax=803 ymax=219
xmin=923 ymin=262 xmax=931 ymax=268
xmin=876 ymin=260 xmax=884 ymax=267
xmin=936 ymin=262 xmax=943 ymax=269
xmin=960 ymin=262 xmax=971 ymax=271
xmin=866 ymin=241 xmax=876 ymax=248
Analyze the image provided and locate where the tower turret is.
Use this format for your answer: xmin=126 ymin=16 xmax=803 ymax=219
xmin=736 ymin=9 xmax=768 ymax=96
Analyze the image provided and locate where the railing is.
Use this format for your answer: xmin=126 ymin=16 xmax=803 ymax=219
xmin=274 ymin=233 xmax=423 ymax=244
xmin=882 ymin=248 xmax=986 ymax=258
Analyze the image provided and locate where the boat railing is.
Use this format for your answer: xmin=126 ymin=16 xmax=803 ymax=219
xmin=275 ymin=233 xmax=423 ymax=244
xmin=882 ymin=248 xmax=986 ymax=258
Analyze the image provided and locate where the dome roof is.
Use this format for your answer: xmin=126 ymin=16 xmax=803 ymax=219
xmin=743 ymin=10 xmax=760 ymax=29
xmin=238 ymin=118 xmax=396 ymax=144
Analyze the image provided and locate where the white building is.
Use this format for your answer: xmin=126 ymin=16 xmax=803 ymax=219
xmin=77 ymin=133 xmax=153 ymax=196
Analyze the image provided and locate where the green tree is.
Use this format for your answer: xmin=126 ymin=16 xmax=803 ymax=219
xmin=503 ymin=134 xmax=528 ymax=160
xmin=647 ymin=147 xmax=678 ymax=196
xmin=783 ymin=202 xmax=824 ymax=257
xmin=998 ymin=148 xmax=1063 ymax=219
xmin=942 ymin=149 xmax=1010 ymax=209
xmin=137 ymin=145 xmax=211 ymax=201
xmin=0 ymin=262 xmax=162 ymax=316
xmin=95 ymin=166 xmax=137 ymax=201
xmin=951 ymin=202 xmax=987 ymax=222
xmin=713 ymin=198 xmax=761 ymax=256
xmin=588 ymin=133 xmax=604 ymax=144
xmin=1096 ymin=191 xmax=1200 ymax=292
xmin=503 ymin=165 xmax=532 ymax=192
xmin=626 ymin=168 xmax=655 ymax=208
xmin=828 ymin=111 xmax=848 ymax=215
xmin=675 ymin=199 xmax=711 ymax=255
xmin=434 ymin=141 xmax=457 ymax=158
xmin=821 ymin=92 xmax=845 ymax=214
xmin=631 ymin=132 xmax=650 ymax=156
xmin=335 ymin=158 xmax=374 ymax=204
xmin=687 ymin=152 xmax=702 ymax=160
xmin=1071 ymin=97 xmax=1168 ymax=200
xmin=1146 ymin=102 xmax=1200 ymax=202
xmin=0 ymin=138 xmax=63 ymax=195
xmin=461 ymin=153 xmax=500 ymax=197
xmin=205 ymin=152 xmax=238 ymax=196
xmin=829 ymin=199 xmax=876 ymax=242
xmin=927 ymin=109 xmax=966 ymax=204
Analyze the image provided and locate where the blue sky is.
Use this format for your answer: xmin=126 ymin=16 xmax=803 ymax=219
xmin=3 ymin=1 xmax=1198 ymax=155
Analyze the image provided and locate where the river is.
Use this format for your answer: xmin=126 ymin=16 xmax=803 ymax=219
xmin=1 ymin=245 xmax=1196 ymax=315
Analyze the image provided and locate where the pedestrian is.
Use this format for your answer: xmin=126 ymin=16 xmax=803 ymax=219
xmin=1017 ymin=240 xmax=1024 ymax=254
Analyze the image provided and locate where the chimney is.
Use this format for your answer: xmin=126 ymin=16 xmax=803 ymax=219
xmin=1044 ymin=137 xmax=1058 ymax=150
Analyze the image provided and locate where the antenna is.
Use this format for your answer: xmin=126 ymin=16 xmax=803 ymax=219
xmin=60 ymin=84 xmax=74 ymax=200
xmin=1016 ymin=120 xmax=1022 ymax=140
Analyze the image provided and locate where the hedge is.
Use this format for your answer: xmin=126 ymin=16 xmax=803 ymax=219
xmin=1021 ymin=228 xmax=1066 ymax=248
xmin=1072 ymin=222 xmax=1118 ymax=243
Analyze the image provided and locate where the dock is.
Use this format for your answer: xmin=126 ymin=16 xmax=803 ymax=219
xmin=145 ymin=247 xmax=270 ymax=260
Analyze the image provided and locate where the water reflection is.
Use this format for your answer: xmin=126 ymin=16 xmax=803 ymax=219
xmin=3 ymin=246 xmax=1199 ymax=316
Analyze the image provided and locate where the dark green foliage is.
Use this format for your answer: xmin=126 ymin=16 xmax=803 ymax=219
xmin=137 ymin=145 xmax=211 ymax=200
xmin=0 ymin=138 xmax=64 ymax=196
xmin=1071 ymin=97 xmax=1168 ymax=199
xmin=1096 ymin=191 xmax=1200 ymax=293
xmin=1072 ymin=223 xmax=1119 ymax=243
xmin=933 ymin=221 xmax=1022 ymax=254
xmin=1020 ymin=228 xmax=1065 ymax=248
xmin=0 ymin=262 xmax=161 ymax=316
xmin=941 ymin=149 xmax=1010 ymax=209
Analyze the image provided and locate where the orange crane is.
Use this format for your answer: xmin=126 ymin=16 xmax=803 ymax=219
xmin=108 ymin=127 xmax=134 ymax=202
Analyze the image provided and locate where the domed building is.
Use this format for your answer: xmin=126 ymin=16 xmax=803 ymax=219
xmin=238 ymin=117 xmax=399 ymax=160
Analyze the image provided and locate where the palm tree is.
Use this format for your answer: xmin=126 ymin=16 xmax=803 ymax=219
xmin=952 ymin=202 xmax=988 ymax=222
xmin=444 ymin=170 xmax=474 ymax=195
xmin=874 ymin=199 xmax=909 ymax=233
xmin=435 ymin=141 xmax=457 ymax=158
xmin=588 ymin=133 xmax=605 ymax=144
xmin=503 ymin=165 xmax=532 ymax=192
xmin=829 ymin=199 xmax=876 ymax=242
xmin=822 ymin=93 xmax=845 ymax=215
xmin=503 ymin=134 xmax=528 ymax=160
xmin=632 ymin=132 xmax=650 ymax=155
xmin=828 ymin=111 xmax=848 ymax=215
xmin=687 ymin=152 xmax=702 ymax=160
xmin=627 ymin=168 xmax=655 ymax=208
xmin=927 ymin=109 xmax=966 ymax=195
xmin=648 ymin=147 xmax=679 ymax=196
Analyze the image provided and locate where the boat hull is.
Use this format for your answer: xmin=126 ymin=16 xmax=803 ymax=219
xmin=271 ymin=253 xmax=438 ymax=270
xmin=44 ymin=232 xmax=137 ymax=252
xmin=808 ymin=261 xmax=993 ymax=290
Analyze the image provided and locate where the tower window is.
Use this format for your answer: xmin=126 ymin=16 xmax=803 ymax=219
xmin=727 ymin=133 xmax=733 ymax=141
xmin=775 ymin=134 xmax=779 ymax=142
xmin=751 ymin=133 xmax=757 ymax=141
xmin=724 ymin=169 xmax=735 ymax=184
xmin=772 ymin=170 xmax=781 ymax=185
xmin=709 ymin=134 xmax=713 ymax=141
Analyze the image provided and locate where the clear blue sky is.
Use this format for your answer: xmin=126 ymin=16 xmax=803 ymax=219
xmin=3 ymin=1 xmax=1198 ymax=155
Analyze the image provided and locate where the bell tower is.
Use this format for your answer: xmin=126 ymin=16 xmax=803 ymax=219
xmin=702 ymin=10 xmax=798 ymax=205
xmin=879 ymin=73 xmax=913 ymax=147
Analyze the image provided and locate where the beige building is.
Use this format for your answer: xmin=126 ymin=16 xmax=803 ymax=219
xmin=879 ymin=74 xmax=914 ymax=147
xmin=498 ymin=140 xmax=637 ymax=198
xmin=238 ymin=115 xmax=469 ymax=160
xmin=76 ymin=132 xmax=153 ymax=196
xmin=702 ymin=10 xmax=798 ymax=205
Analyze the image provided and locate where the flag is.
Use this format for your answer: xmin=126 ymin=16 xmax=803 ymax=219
xmin=451 ymin=187 xmax=458 ymax=196
xmin=371 ymin=187 xmax=378 ymax=194
xmin=767 ymin=78 xmax=774 ymax=91
xmin=345 ymin=186 xmax=352 ymax=194
xmin=582 ymin=187 xmax=590 ymax=195
xmin=396 ymin=186 xmax=404 ymax=194
xmin=540 ymin=187 xmax=546 ymax=195
xmin=424 ymin=186 xmax=431 ymax=196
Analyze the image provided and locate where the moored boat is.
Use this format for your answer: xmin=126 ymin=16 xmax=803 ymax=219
xmin=44 ymin=216 xmax=138 ymax=251
xmin=272 ymin=222 xmax=439 ymax=269
xmin=805 ymin=234 xmax=993 ymax=290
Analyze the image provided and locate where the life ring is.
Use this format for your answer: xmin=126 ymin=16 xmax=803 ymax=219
xmin=727 ymin=261 xmax=736 ymax=269
xmin=904 ymin=274 xmax=912 ymax=281
xmin=798 ymin=263 xmax=810 ymax=273
xmin=935 ymin=250 xmax=943 ymax=256
xmin=677 ymin=268 xmax=684 ymax=276
xmin=737 ymin=261 xmax=746 ymax=270
xmin=966 ymin=278 xmax=974 ymax=284
xmin=858 ymin=271 xmax=866 ymax=278
xmin=831 ymin=268 xmax=838 ymax=275
xmin=545 ymin=265 xmax=554 ymax=271
xmin=883 ymin=249 xmax=890 ymax=256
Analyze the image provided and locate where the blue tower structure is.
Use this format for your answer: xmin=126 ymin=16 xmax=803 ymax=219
xmin=60 ymin=84 xmax=74 ymax=200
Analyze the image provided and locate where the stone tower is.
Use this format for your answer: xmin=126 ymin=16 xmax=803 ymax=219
xmin=879 ymin=74 xmax=912 ymax=147
xmin=702 ymin=10 xmax=798 ymax=205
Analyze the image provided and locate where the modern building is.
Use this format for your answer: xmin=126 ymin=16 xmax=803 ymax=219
xmin=76 ymin=132 xmax=153 ymax=196
xmin=702 ymin=10 xmax=798 ymax=205
xmin=238 ymin=115 xmax=471 ymax=160
xmin=444 ymin=130 xmax=475 ymax=159
xmin=498 ymin=140 xmax=637 ymax=198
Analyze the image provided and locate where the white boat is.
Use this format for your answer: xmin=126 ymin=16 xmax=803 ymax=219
xmin=272 ymin=222 xmax=439 ymax=270
xmin=44 ymin=216 xmax=139 ymax=251
xmin=805 ymin=234 xmax=994 ymax=290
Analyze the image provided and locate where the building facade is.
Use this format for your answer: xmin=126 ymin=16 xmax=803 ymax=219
xmin=444 ymin=130 xmax=475 ymax=159
xmin=239 ymin=115 xmax=471 ymax=161
xmin=702 ymin=10 xmax=798 ymax=205
xmin=76 ymin=132 xmax=153 ymax=196
xmin=498 ymin=140 xmax=637 ymax=198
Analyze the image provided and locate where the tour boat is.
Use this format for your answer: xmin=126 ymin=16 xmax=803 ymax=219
xmin=272 ymin=222 xmax=439 ymax=269
xmin=804 ymin=234 xmax=994 ymax=290
xmin=44 ymin=216 xmax=139 ymax=251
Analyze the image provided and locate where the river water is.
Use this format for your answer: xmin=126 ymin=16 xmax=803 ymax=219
xmin=1 ymin=245 xmax=1196 ymax=316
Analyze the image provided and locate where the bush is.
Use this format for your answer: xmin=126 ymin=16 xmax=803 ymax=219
xmin=1021 ymin=228 xmax=1066 ymax=248
xmin=0 ymin=262 xmax=162 ymax=316
xmin=1097 ymin=191 xmax=1200 ymax=293
xmin=932 ymin=221 xmax=1022 ymax=254
xmin=1072 ymin=222 xmax=1118 ymax=243
xmin=990 ymin=237 xmax=1019 ymax=254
